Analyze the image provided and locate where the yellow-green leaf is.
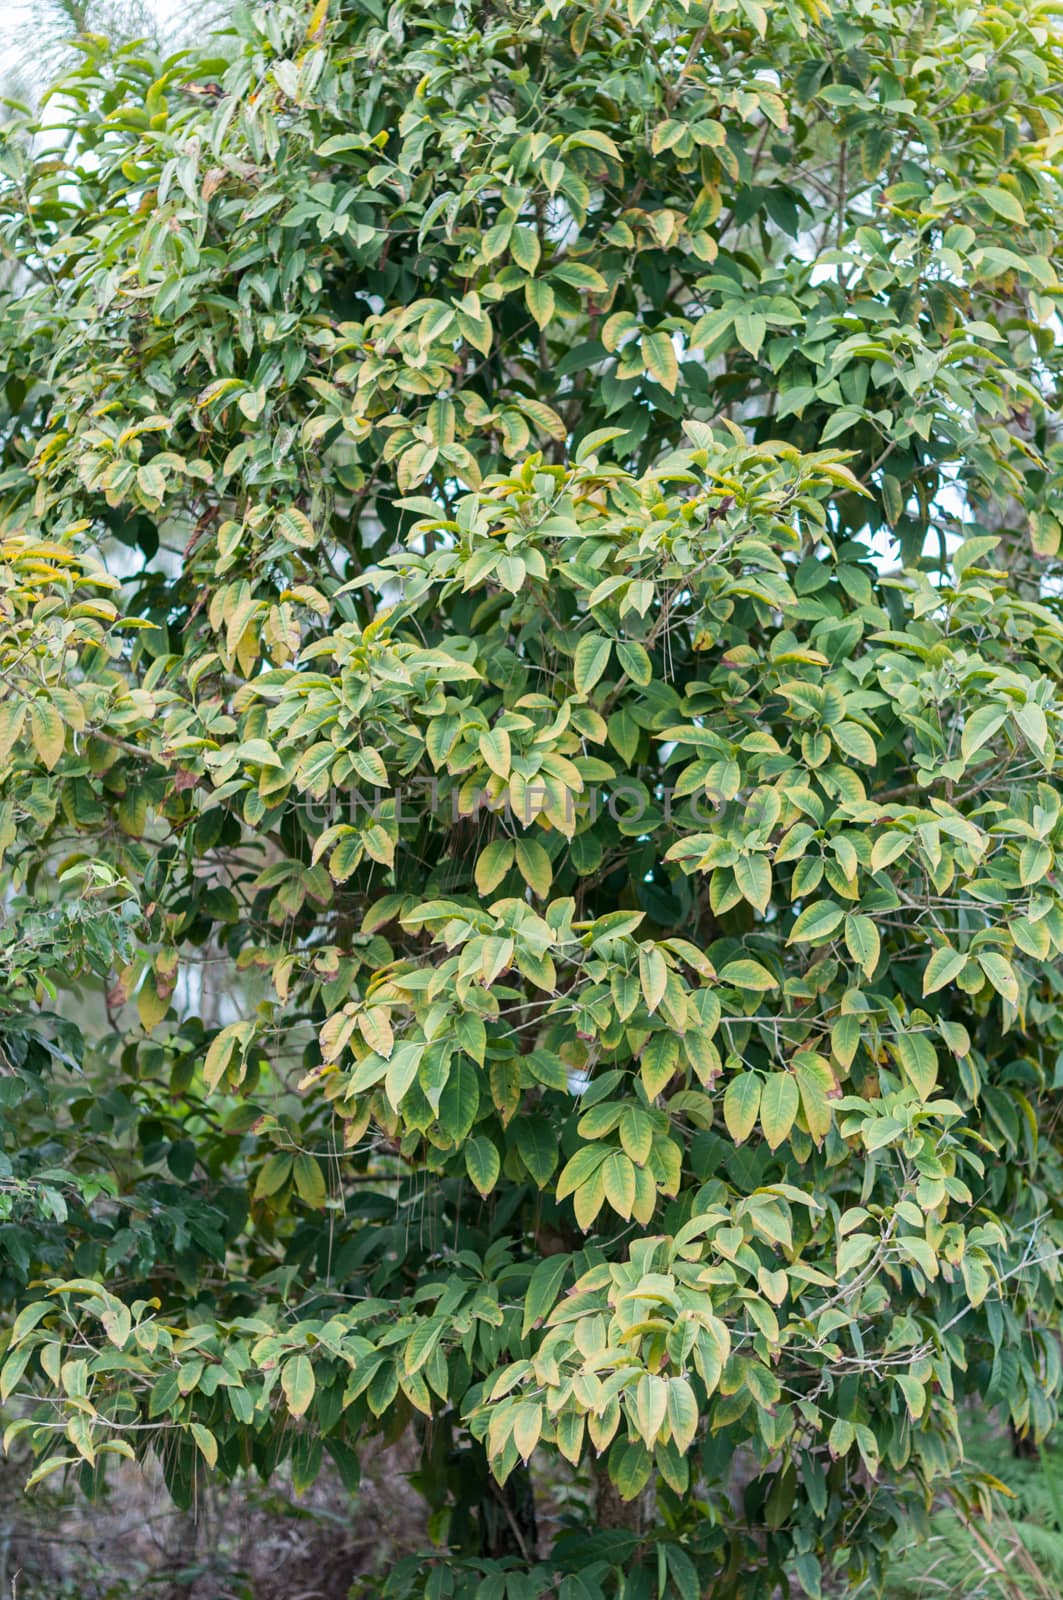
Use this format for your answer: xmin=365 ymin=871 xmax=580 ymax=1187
xmin=515 ymin=837 xmax=552 ymax=897
xmin=479 ymin=727 xmax=512 ymax=778
xmin=923 ymin=945 xmax=966 ymax=996
xmin=282 ymin=1354 xmax=315 ymax=1417
xmin=844 ymin=913 xmax=880 ymax=979
xmin=29 ymin=701 xmax=64 ymax=771
xmin=292 ymin=1153 xmax=327 ymax=1208
xmin=639 ymin=945 xmax=667 ymax=1014
xmin=640 ymin=330 xmax=678 ymax=394
xmin=982 ymin=185 xmax=1026 ymax=225
xmin=476 ymin=839 xmax=514 ymax=895
xmin=723 ymin=1072 xmax=761 ymax=1143
xmin=760 ymin=1073 xmax=799 ymax=1151
xmin=574 ymin=634 xmax=612 ymax=695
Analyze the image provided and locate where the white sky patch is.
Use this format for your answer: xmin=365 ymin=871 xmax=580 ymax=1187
xmin=0 ymin=0 xmax=187 ymax=95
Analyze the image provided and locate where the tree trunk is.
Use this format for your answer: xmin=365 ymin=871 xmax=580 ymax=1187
xmin=594 ymin=1455 xmax=650 ymax=1537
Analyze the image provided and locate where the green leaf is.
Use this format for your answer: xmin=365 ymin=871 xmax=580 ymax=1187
xmin=438 ymin=1058 xmax=480 ymax=1143
xmin=11 ymin=1301 xmax=52 ymax=1346
xmin=961 ymin=705 xmax=1007 ymax=763
xmin=254 ymin=1152 xmax=293 ymax=1199
xmin=610 ymin=1439 xmax=652 ymax=1501
xmin=735 ymin=854 xmax=771 ymax=915
xmin=385 ymin=1041 xmax=425 ymax=1111
xmin=788 ymin=901 xmax=845 ymax=945
xmin=515 ymin=1117 xmax=557 ymax=1186
xmin=521 ymin=1254 xmax=571 ymax=1338
xmin=844 ymin=914 xmax=880 ymax=979
xmin=292 ymin=1153 xmax=327 ymax=1208
xmin=638 ymin=945 xmax=667 ymax=1014
xmin=982 ymin=185 xmax=1026 ymax=224
xmin=978 ymin=951 xmax=1020 ymax=1005
xmin=892 ymin=1034 xmax=937 ymax=1099
xmin=615 ymin=640 xmax=652 ymax=684
xmin=465 ymin=1135 xmax=501 ymax=1196
xmin=923 ymin=945 xmax=966 ymax=996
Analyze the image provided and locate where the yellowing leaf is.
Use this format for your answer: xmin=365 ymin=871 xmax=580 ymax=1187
xmin=666 ymin=1376 xmax=698 ymax=1452
xmin=282 ymin=1354 xmax=315 ymax=1418
xmin=190 ymin=1422 xmax=217 ymax=1467
xmin=961 ymin=705 xmax=1007 ymax=763
xmin=276 ymin=506 xmax=318 ymax=548
xmin=475 ymin=839 xmax=514 ymax=895
xmin=525 ymin=279 xmax=555 ymax=328
xmin=718 ymin=959 xmax=777 ymax=991
xmin=512 ymin=1401 xmax=542 ymax=1462
xmin=832 ymin=721 xmax=877 ymax=764
xmin=510 ymin=226 xmax=541 ymax=273
xmin=638 ymin=945 xmax=667 ymax=1014
xmin=0 ymin=702 xmax=25 ymax=763
xmin=632 ymin=1372 xmax=668 ymax=1447
xmin=29 ymin=701 xmax=64 ymax=771
xmin=640 ymin=330 xmax=678 ymax=394
xmin=479 ymin=727 xmax=512 ymax=778
xmin=792 ymin=1051 xmax=835 ymax=1145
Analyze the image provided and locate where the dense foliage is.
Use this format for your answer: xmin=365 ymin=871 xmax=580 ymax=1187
xmin=2 ymin=0 xmax=1063 ymax=1594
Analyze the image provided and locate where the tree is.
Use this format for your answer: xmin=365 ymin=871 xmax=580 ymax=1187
xmin=1 ymin=1 xmax=1063 ymax=1594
